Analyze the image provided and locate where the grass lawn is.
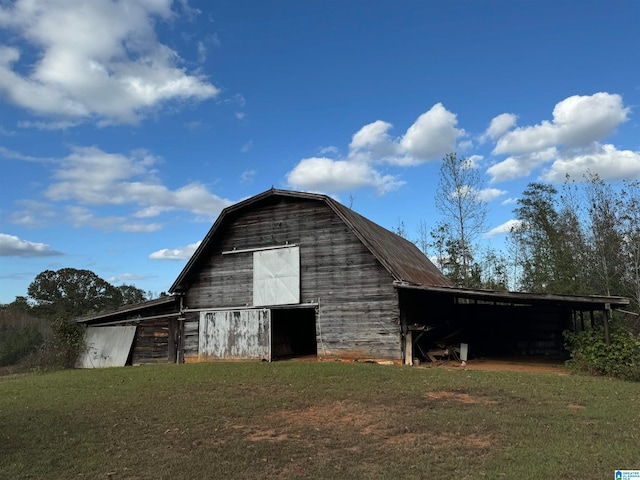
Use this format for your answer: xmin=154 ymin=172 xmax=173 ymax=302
xmin=1 ymin=362 xmax=639 ymax=479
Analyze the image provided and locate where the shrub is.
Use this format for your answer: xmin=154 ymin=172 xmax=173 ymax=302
xmin=50 ymin=316 xmax=85 ymax=368
xmin=0 ymin=324 xmax=45 ymax=366
xmin=564 ymin=327 xmax=640 ymax=381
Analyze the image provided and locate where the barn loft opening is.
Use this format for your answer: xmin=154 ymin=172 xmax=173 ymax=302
xmin=270 ymin=307 xmax=317 ymax=360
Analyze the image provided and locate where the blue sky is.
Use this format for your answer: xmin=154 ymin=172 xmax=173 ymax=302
xmin=1 ymin=0 xmax=639 ymax=304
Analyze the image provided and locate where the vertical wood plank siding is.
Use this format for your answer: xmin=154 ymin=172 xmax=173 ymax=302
xmin=184 ymin=197 xmax=401 ymax=360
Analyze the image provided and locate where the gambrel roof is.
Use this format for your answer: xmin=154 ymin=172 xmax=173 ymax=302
xmin=170 ymin=188 xmax=453 ymax=293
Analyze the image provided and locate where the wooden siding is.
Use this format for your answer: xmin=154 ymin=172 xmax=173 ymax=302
xmin=131 ymin=319 xmax=172 ymax=365
xmin=182 ymin=315 xmax=200 ymax=361
xmin=184 ymin=196 xmax=401 ymax=360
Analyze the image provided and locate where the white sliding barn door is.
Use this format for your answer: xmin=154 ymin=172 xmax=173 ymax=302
xmin=199 ymin=309 xmax=271 ymax=360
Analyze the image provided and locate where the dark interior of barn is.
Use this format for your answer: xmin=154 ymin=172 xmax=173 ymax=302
xmin=399 ymin=288 xmax=581 ymax=363
xmin=271 ymin=308 xmax=317 ymax=360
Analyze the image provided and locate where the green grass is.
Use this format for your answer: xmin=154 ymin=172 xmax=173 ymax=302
xmin=1 ymin=362 xmax=639 ymax=479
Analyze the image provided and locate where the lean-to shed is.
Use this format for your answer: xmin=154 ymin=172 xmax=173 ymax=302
xmin=76 ymin=188 xmax=629 ymax=367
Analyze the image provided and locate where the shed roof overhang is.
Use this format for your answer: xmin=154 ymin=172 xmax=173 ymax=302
xmin=75 ymin=295 xmax=180 ymax=326
xmin=394 ymin=282 xmax=630 ymax=311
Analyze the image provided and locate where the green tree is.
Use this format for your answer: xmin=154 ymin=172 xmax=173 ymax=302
xmin=392 ymin=218 xmax=408 ymax=239
xmin=116 ymin=284 xmax=148 ymax=306
xmin=477 ymin=246 xmax=509 ymax=290
xmin=28 ymin=268 xmax=122 ymax=319
xmin=27 ymin=268 xmax=125 ymax=367
xmin=583 ymin=173 xmax=625 ymax=297
xmin=432 ymin=153 xmax=487 ymax=287
xmin=511 ymin=182 xmax=563 ymax=292
xmin=620 ymin=179 xmax=640 ymax=313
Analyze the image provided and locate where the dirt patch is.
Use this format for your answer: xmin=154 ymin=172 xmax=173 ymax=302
xmin=384 ymin=431 xmax=493 ymax=450
xmin=567 ymin=403 xmax=586 ymax=411
xmin=279 ymin=401 xmax=387 ymax=432
xmin=424 ymin=391 xmax=496 ymax=405
xmin=433 ymin=358 xmax=567 ymax=375
xmin=247 ymin=429 xmax=288 ymax=442
xmin=274 ymin=401 xmax=498 ymax=451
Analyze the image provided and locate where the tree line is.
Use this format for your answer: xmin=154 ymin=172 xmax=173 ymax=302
xmin=0 ymin=269 xmax=159 ymax=369
xmin=400 ymin=153 xmax=640 ymax=318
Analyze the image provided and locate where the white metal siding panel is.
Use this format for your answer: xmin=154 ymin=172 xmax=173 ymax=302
xmin=253 ymin=246 xmax=300 ymax=306
xmin=199 ymin=309 xmax=270 ymax=360
xmin=76 ymin=326 xmax=137 ymax=368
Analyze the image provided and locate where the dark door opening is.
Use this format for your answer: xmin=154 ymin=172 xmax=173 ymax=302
xmin=271 ymin=308 xmax=317 ymax=360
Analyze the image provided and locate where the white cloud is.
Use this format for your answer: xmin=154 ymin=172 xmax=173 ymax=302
xmin=467 ymin=155 xmax=484 ymax=168
xmin=0 ymin=124 xmax=16 ymax=136
xmin=120 ymin=223 xmax=163 ymax=233
xmin=240 ymin=169 xmax=257 ymax=184
xmin=9 ymin=200 xmax=56 ymax=228
xmin=108 ymin=273 xmax=148 ymax=284
xmin=541 ymin=144 xmax=640 ymax=183
xmin=17 ymin=120 xmax=80 ymax=130
xmin=349 ymin=120 xmax=399 ymax=160
xmin=478 ymin=188 xmax=507 ymax=202
xmin=318 ymin=146 xmax=339 ymax=155
xmin=0 ymin=233 xmax=62 ymax=257
xmin=400 ymin=103 xmax=463 ymax=162
xmin=46 ymin=146 xmax=232 ymax=217
xmin=487 ymin=147 xmax=558 ymax=183
xmin=0 ymin=0 xmax=218 ymax=125
xmin=457 ymin=139 xmax=474 ymax=152
xmin=66 ymin=206 xmax=126 ymax=230
xmin=149 ymin=241 xmax=201 ymax=260
xmin=484 ymin=219 xmax=522 ymax=238
xmin=240 ymin=140 xmax=253 ymax=153
xmin=287 ymin=103 xmax=462 ymax=194
xmin=493 ymin=93 xmax=629 ymax=155
xmin=481 ymin=113 xmax=517 ymax=142
xmin=501 ymin=197 xmax=518 ymax=206
xmin=286 ymin=157 xmax=404 ymax=195
xmin=0 ymin=146 xmax=53 ymax=163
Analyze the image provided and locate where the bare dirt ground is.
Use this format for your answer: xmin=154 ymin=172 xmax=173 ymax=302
xmin=430 ymin=357 xmax=568 ymax=374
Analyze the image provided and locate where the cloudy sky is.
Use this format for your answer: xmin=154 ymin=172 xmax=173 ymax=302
xmin=1 ymin=0 xmax=639 ymax=303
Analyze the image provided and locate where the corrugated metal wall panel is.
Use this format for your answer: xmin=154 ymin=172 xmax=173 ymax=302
xmin=76 ymin=326 xmax=137 ymax=368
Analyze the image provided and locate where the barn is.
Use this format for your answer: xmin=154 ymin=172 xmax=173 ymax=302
xmin=76 ymin=188 xmax=629 ymax=368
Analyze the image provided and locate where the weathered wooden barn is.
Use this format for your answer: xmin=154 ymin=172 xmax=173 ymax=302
xmin=76 ymin=188 xmax=629 ymax=367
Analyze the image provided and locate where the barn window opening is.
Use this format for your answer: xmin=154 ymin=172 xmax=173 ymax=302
xmin=270 ymin=307 xmax=317 ymax=360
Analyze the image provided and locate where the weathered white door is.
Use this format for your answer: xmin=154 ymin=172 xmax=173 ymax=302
xmin=199 ymin=309 xmax=270 ymax=360
xmin=253 ymin=246 xmax=300 ymax=306
xmin=76 ymin=325 xmax=137 ymax=368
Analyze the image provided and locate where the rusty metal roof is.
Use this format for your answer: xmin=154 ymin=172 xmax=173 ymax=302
xmin=75 ymin=295 xmax=179 ymax=324
xmin=170 ymin=188 xmax=452 ymax=293
xmin=395 ymin=282 xmax=630 ymax=310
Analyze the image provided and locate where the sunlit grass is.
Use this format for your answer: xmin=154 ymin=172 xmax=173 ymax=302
xmin=1 ymin=362 xmax=638 ymax=479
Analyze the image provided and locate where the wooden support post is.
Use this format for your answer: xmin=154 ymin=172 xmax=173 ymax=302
xmin=404 ymin=331 xmax=413 ymax=366
xmin=168 ymin=318 xmax=177 ymax=363
xmin=604 ymin=304 xmax=611 ymax=346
